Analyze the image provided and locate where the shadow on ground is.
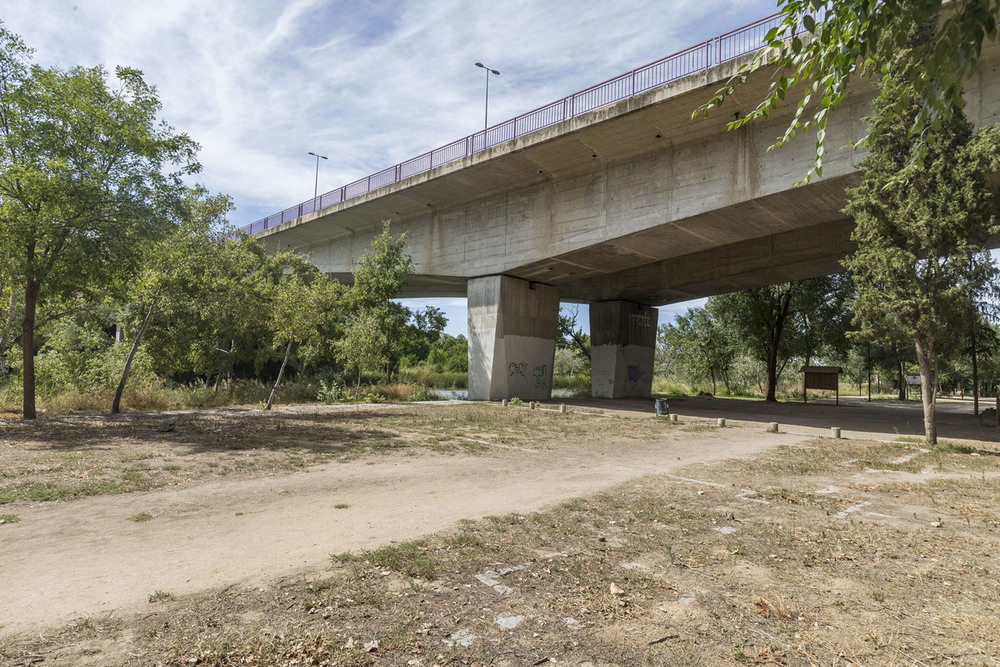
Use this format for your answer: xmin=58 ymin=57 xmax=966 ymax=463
xmin=563 ymin=394 xmax=1000 ymax=443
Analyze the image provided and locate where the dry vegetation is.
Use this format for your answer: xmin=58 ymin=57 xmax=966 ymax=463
xmin=0 ymin=404 xmax=602 ymax=506
xmin=2 ymin=404 xmax=1000 ymax=666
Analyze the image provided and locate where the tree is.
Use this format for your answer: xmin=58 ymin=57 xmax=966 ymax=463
xmin=338 ymin=310 xmax=390 ymax=395
xmin=337 ymin=221 xmax=412 ymax=390
xmin=842 ymin=22 xmax=1000 ymax=443
xmin=110 ymin=188 xmax=234 ymax=413
xmin=426 ymin=334 xmax=468 ymax=373
xmin=557 ymin=305 xmax=591 ymax=378
xmin=392 ymin=306 xmax=447 ymax=378
xmin=658 ymin=307 xmax=735 ymax=395
xmin=265 ymin=272 xmax=342 ymax=410
xmin=709 ymin=284 xmax=795 ymax=402
xmin=789 ymin=273 xmax=854 ymax=367
xmin=0 ymin=23 xmax=199 ymax=418
xmin=708 ymin=276 xmax=848 ymax=401
xmin=696 ymin=1 xmax=1000 ymax=182
xmin=131 ymin=231 xmax=298 ymax=386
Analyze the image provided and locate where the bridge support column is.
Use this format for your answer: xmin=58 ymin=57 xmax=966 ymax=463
xmin=590 ymin=301 xmax=658 ymax=399
xmin=468 ymin=275 xmax=559 ymax=401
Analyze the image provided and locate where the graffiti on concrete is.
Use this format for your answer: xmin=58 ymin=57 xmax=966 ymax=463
xmin=508 ymin=362 xmax=528 ymax=378
xmin=627 ymin=364 xmax=644 ymax=386
xmin=533 ymin=364 xmax=548 ymax=389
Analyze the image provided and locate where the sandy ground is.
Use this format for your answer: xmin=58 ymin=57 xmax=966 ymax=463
xmin=1 ymin=395 xmax=994 ymax=642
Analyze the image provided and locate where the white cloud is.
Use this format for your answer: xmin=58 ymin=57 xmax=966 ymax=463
xmin=3 ymin=0 xmax=777 ymax=225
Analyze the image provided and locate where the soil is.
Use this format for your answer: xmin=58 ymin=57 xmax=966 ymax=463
xmin=1 ymin=395 xmax=998 ymax=666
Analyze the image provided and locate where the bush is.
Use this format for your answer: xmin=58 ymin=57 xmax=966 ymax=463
xmin=317 ymin=379 xmax=351 ymax=404
xmin=396 ymin=367 xmax=467 ymax=389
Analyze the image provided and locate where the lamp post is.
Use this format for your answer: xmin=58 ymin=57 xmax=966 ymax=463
xmin=474 ymin=62 xmax=500 ymax=131
xmin=307 ymin=151 xmax=328 ymax=199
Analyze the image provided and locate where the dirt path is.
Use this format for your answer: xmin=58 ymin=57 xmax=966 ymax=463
xmin=0 ymin=415 xmax=792 ymax=639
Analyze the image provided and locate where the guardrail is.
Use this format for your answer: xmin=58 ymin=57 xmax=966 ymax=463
xmin=240 ymin=10 xmax=784 ymax=236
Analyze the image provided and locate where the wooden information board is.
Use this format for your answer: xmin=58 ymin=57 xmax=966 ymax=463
xmin=800 ymin=366 xmax=843 ymax=404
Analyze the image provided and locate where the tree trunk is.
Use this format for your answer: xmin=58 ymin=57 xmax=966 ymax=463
xmin=21 ymin=276 xmax=40 ymax=420
xmin=764 ymin=283 xmax=793 ymax=403
xmin=265 ymin=340 xmax=293 ymax=411
xmin=112 ymin=296 xmax=158 ymax=414
xmin=972 ymin=330 xmax=979 ymax=416
xmin=765 ymin=340 xmax=779 ymax=402
xmin=866 ymin=343 xmax=872 ymax=402
xmin=914 ymin=337 xmax=937 ymax=444
xmin=897 ymin=359 xmax=906 ymax=400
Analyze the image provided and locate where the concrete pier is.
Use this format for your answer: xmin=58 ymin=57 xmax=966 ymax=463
xmin=589 ymin=301 xmax=658 ymax=398
xmin=468 ymin=275 xmax=559 ymax=401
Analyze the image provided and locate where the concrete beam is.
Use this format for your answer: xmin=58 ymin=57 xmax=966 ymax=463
xmin=467 ymin=276 xmax=559 ymax=401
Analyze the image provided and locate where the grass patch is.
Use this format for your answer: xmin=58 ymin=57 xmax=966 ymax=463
xmin=0 ymin=513 xmax=20 ymax=524
xmin=148 ymin=590 xmax=174 ymax=603
xmin=358 ymin=540 xmax=440 ymax=581
xmin=129 ymin=512 xmax=153 ymax=522
xmin=0 ymin=477 xmax=168 ymax=504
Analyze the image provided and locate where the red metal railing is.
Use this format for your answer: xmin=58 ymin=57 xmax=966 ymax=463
xmin=239 ymin=11 xmax=785 ymax=236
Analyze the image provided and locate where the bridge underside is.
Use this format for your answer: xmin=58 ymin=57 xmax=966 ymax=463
xmin=255 ymin=35 xmax=999 ymax=402
xmin=380 ymin=175 xmax=859 ymax=304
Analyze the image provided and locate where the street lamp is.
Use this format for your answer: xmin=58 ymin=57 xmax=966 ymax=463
xmin=474 ymin=62 xmax=500 ymax=131
xmin=307 ymin=151 xmax=328 ymax=199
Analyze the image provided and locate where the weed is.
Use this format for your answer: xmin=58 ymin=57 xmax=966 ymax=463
xmin=307 ymin=577 xmax=337 ymax=593
xmin=71 ymin=618 xmax=94 ymax=632
xmin=445 ymin=532 xmax=483 ymax=547
xmin=334 ymin=503 xmax=350 ymax=509
xmin=485 ymin=513 xmax=526 ymax=526
xmin=331 ymin=551 xmax=355 ymax=564
xmin=0 ymin=513 xmax=20 ymax=524
xmin=754 ymin=595 xmax=792 ymax=619
xmin=148 ymin=590 xmax=174 ymax=603
xmin=508 ymin=397 xmax=524 ymax=406
xmin=930 ymin=440 xmax=976 ymax=454
xmin=364 ymin=540 xmax=440 ymax=580
xmin=560 ymin=498 xmax=588 ymax=511
xmin=129 ymin=512 xmax=153 ymax=522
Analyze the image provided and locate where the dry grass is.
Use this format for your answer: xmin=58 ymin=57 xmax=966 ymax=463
xmin=4 ymin=419 xmax=1000 ymax=666
xmin=0 ymin=404 xmax=605 ymax=506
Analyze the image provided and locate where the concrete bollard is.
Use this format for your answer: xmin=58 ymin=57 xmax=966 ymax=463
xmin=669 ymin=414 xmax=678 ymax=422
xmin=768 ymin=422 xmax=779 ymax=433
xmin=717 ymin=418 xmax=726 ymax=427
xmin=559 ymin=404 xmax=567 ymax=413
xmin=831 ymin=426 xmax=841 ymax=439
xmin=502 ymin=399 xmax=508 ymax=407
xmin=530 ymin=401 xmax=536 ymax=410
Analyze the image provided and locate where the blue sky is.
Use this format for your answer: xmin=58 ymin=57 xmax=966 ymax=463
xmin=5 ymin=0 xmax=779 ymax=335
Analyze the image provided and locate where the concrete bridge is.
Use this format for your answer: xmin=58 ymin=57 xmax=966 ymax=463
xmin=250 ymin=14 xmax=1000 ymax=402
